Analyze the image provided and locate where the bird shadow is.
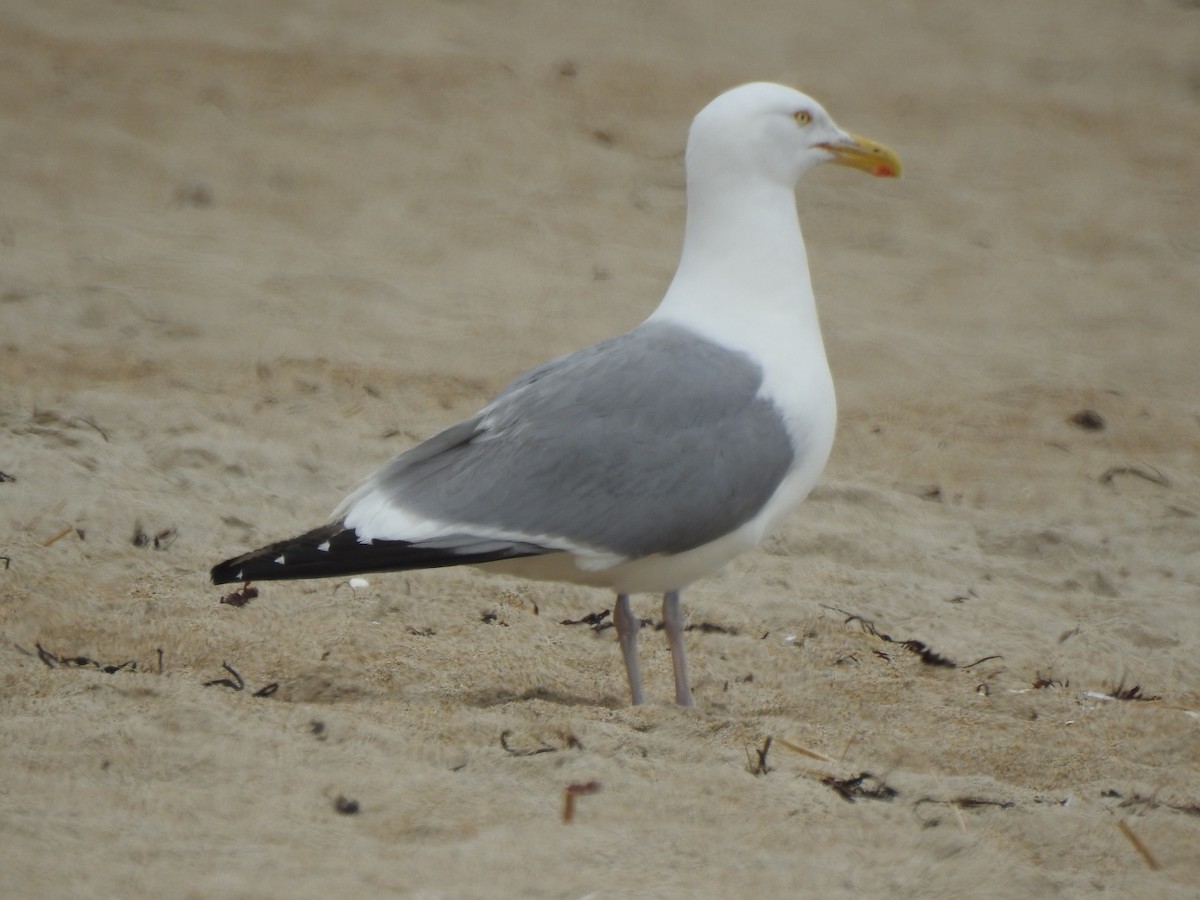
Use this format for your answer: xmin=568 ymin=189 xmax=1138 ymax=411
xmin=461 ymin=685 xmax=624 ymax=709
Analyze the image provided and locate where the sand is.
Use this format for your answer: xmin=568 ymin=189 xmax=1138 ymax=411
xmin=2 ymin=1 xmax=1198 ymax=896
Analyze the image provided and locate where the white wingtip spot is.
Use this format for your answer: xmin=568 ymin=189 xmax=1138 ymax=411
xmin=274 ymin=555 xmax=286 ymax=565
xmin=317 ymin=541 xmax=331 ymax=552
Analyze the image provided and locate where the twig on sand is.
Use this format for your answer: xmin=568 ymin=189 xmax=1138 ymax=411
xmin=821 ymin=772 xmax=898 ymax=804
xmin=41 ymin=525 xmax=75 ymax=547
xmin=747 ymin=736 xmax=772 ymax=775
xmin=561 ymin=780 xmax=601 ymax=824
xmin=19 ymin=643 xmax=137 ymax=673
xmin=499 ymin=730 xmax=556 ymax=757
xmin=821 ymin=605 xmax=974 ymax=668
xmin=774 ymin=736 xmax=835 ymax=763
xmin=1100 ymin=465 xmax=1169 ymax=488
xmin=1116 ymin=819 xmax=1160 ymax=870
xmin=203 ymin=661 xmax=245 ymax=691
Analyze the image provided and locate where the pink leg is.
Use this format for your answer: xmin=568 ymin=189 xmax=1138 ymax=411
xmin=613 ymin=593 xmax=644 ymax=705
xmin=662 ymin=590 xmax=694 ymax=707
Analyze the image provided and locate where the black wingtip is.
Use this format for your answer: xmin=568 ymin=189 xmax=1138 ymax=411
xmin=211 ymin=524 xmax=345 ymax=584
xmin=211 ymin=523 xmax=553 ymax=585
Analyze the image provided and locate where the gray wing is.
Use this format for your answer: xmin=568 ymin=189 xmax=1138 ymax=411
xmin=351 ymin=321 xmax=797 ymax=559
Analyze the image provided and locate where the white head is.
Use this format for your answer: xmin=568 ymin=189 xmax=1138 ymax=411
xmin=686 ymin=82 xmax=901 ymax=190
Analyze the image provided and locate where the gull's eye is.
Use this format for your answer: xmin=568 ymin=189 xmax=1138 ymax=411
xmin=794 ymin=110 xmax=813 ymax=126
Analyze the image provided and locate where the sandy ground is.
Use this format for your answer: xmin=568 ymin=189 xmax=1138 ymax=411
xmin=2 ymin=1 xmax=1199 ymax=896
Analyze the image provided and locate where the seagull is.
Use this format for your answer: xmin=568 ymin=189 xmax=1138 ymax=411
xmin=211 ymin=82 xmax=900 ymax=708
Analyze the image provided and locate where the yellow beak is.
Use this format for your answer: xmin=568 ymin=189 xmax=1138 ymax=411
xmin=820 ymin=132 xmax=902 ymax=178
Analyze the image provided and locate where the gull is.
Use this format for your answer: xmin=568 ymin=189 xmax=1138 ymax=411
xmin=211 ymin=82 xmax=900 ymax=707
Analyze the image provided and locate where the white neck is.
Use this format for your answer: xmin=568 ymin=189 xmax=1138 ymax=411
xmin=648 ymin=174 xmax=824 ymax=364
